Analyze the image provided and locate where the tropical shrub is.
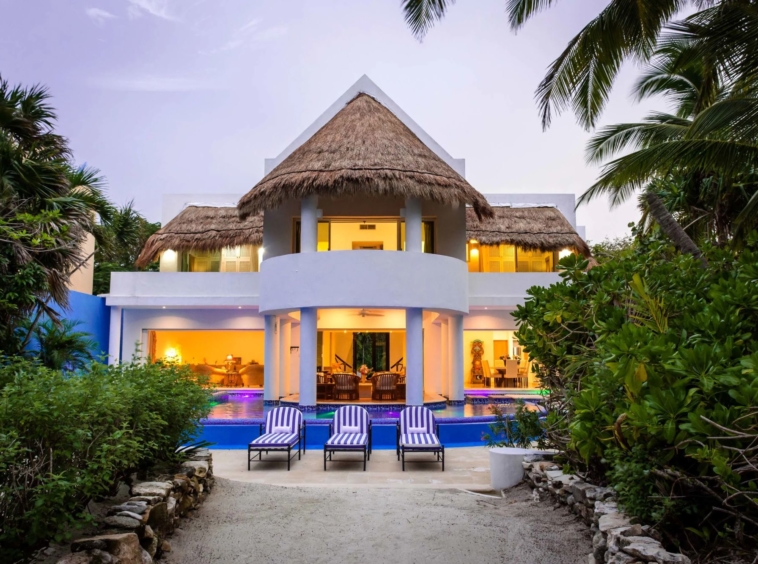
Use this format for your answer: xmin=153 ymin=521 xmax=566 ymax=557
xmin=483 ymin=400 xmax=547 ymax=449
xmin=513 ymin=234 xmax=758 ymax=552
xmin=0 ymin=358 xmax=211 ymax=561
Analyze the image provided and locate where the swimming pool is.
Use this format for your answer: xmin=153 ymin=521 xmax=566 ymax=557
xmin=199 ymin=392 xmax=543 ymax=449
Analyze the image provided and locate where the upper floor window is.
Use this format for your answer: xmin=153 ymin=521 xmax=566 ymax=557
xmin=466 ymin=241 xmax=557 ymax=273
xmin=293 ymin=219 xmax=435 ymax=253
xmin=180 ymin=245 xmax=262 ymax=272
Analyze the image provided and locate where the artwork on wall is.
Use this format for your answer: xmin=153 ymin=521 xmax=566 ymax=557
xmin=470 ymin=339 xmax=484 ymax=382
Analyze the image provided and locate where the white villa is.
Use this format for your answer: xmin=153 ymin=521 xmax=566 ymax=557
xmin=105 ymin=76 xmax=588 ymax=409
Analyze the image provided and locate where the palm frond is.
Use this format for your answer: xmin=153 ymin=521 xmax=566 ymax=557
xmin=401 ymin=0 xmax=454 ymax=39
xmin=585 ymin=114 xmax=690 ymax=164
xmin=506 ymin=0 xmax=560 ymax=30
xmin=536 ymin=0 xmax=686 ymax=129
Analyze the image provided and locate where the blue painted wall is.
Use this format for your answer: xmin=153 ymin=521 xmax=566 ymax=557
xmin=53 ymin=291 xmax=110 ymax=359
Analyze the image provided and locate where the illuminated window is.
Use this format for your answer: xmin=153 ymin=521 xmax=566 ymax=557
xmin=181 ymin=245 xmax=260 ymax=272
xmin=469 ymin=244 xmax=557 ymax=273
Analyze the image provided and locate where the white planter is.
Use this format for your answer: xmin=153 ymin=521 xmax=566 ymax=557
xmin=489 ymin=447 xmax=548 ymax=490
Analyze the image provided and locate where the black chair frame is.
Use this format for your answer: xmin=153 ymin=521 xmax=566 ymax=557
xmin=396 ymin=422 xmax=445 ymax=471
xmin=248 ymin=422 xmax=306 ymax=471
xmin=323 ymin=421 xmax=373 ymax=471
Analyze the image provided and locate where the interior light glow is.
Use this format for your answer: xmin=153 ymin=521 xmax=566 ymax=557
xmin=257 ymin=247 xmax=265 ymax=270
xmin=558 ymin=248 xmax=573 ymax=259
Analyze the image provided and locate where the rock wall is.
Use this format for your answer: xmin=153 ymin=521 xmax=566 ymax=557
xmin=522 ymin=456 xmax=691 ymax=564
xmin=56 ymin=449 xmax=213 ymax=564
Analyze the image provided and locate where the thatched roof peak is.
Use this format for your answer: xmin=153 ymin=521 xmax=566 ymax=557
xmin=466 ymin=206 xmax=590 ymax=255
xmin=135 ymin=205 xmax=262 ymax=267
xmin=238 ymin=92 xmax=493 ymax=219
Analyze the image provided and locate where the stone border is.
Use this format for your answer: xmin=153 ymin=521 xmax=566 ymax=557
xmin=522 ymin=457 xmax=691 ymax=564
xmin=56 ymin=450 xmax=214 ymax=564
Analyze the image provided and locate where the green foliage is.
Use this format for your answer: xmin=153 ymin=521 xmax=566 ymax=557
xmin=93 ymin=202 xmax=160 ymax=295
xmin=513 ymin=235 xmax=758 ymax=549
xmin=0 ymin=76 xmax=114 ymax=354
xmin=483 ymin=400 xmax=547 ymax=449
xmin=0 ymin=358 xmax=211 ymax=561
xmin=19 ymin=319 xmax=96 ymax=370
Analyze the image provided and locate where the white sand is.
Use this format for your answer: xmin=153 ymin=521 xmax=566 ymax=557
xmin=165 ymin=478 xmax=591 ymax=564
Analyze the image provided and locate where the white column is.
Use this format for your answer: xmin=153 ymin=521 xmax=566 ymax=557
xmin=279 ymin=318 xmax=291 ymax=398
xmin=299 ymin=307 xmax=317 ymax=407
xmin=440 ymin=318 xmax=449 ymax=398
xmin=405 ymin=307 xmax=424 ymax=405
xmin=264 ymin=315 xmax=280 ymax=401
xmin=404 ymin=197 xmax=422 ymax=253
xmin=424 ymin=319 xmax=442 ymax=395
xmin=108 ymin=306 xmax=122 ymax=365
xmin=449 ymin=314 xmax=464 ymax=402
xmin=300 ymin=195 xmax=318 ymax=253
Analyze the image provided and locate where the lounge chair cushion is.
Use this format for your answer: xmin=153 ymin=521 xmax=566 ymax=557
xmin=401 ymin=433 xmax=440 ymax=447
xmin=407 ymin=426 xmax=428 ymax=434
xmin=250 ymin=432 xmax=299 ymax=448
xmin=341 ymin=425 xmax=362 ymax=434
xmin=325 ymin=432 xmax=368 ymax=447
xmin=271 ymin=425 xmax=293 ymax=434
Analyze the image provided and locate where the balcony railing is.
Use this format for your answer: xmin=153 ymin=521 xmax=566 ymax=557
xmin=105 ymin=272 xmax=260 ymax=307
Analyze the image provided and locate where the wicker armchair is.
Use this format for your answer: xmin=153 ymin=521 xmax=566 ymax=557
xmin=333 ymin=372 xmax=359 ymax=401
xmin=371 ymin=372 xmax=398 ymax=400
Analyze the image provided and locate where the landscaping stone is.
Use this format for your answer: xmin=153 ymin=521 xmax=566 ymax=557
xmin=117 ymin=510 xmax=146 ymax=522
xmin=72 ymin=533 xmax=143 ymax=564
xmin=599 ymin=513 xmax=631 ymax=533
xmin=182 ymin=460 xmax=208 ymax=478
xmin=571 ymin=482 xmax=594 ymax=504
xmin=621 ymin=541 xmax=691 ymax=564
xmin=146 ymin=501 xmax=171 ymax=537
xmin=55 ymin=452 xmax=213 ymax=564
xmin=56 ymin=553 xmax=93 ymax=564
xmin=522 ymin=466 xmax=690 ymax=564
xmin=103 ymin=515 xmax=142 ymax=529
xmin=129 ymin=496 xmax=163 ymax=505
xmin=606 ymin=552 xmax=639 ymax=564
xmin=166 ymin=496 xmax=177 ymax=517
xmin=594 ymin=500 xmax=619 ymax=519
xmin=131 ymin=482 xmax=172 ymax=498
xmin=109 ymin=502 xmax=149 ymax=516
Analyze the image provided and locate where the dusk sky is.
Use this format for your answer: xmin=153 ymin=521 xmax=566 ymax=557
xmin=1 ymin=0 xmax=666 ymax=242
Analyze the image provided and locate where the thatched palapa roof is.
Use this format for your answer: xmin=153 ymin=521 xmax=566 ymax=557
xmin=466 ymin=206 xmax=590 ymax=256
xmin=136 ymin=206 xmax=263 ymax=267
xmin=238 ymin=93 xmax=493 ymax=220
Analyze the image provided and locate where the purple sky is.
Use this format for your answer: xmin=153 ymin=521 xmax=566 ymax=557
xmin=1 ymin=0 xmax=665 ymax=242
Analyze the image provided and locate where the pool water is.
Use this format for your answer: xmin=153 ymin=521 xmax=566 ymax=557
xmin=205 ymin=394 xmax=541 ymax=422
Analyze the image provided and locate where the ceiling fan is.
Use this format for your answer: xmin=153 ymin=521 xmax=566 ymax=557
xmin=354 ymin=308 xmax=384 ymax=318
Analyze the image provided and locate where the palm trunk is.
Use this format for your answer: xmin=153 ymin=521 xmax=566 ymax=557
xmin=644 ymin=192 xmax=708 ymax=269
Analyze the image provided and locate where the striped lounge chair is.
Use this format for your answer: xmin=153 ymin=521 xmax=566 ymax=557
xmin=248 ymin=406 xmax=305 ymax=471
xmin=396 ymin=406 xmax=445 ymax=471
xmin=324 ymin=405 xmax=372 ymax=471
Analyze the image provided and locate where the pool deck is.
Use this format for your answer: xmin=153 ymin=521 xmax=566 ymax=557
xmin=210 ymin=446 xmax=493 ymax=489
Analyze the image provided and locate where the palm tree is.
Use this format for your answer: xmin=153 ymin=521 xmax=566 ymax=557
xmin=93 ymin=201 xmax=161 ymax=294
xmin=0 ymin=76 xmax=114 ymax=352
xmin=581 ymin=38 xmax=758 ymax=252
xmin=21 ymin=319 xmax=96 ymax=371
xmin=401 ymin=0 xmax=758 ymax=130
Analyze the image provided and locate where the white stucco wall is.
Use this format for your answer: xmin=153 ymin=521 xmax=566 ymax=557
xmin=259 ymin=250 xmax=469 ymax=314
xmin=106 ymin=272 xmax=260 ymax=307
xmin=468 ymin=272 xmax=562 ymax=307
